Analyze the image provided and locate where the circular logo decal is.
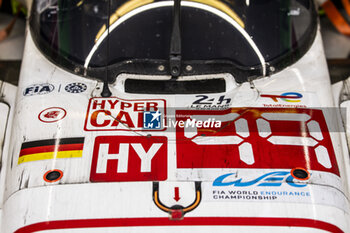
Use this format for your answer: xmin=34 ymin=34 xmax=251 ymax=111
xmin=65 ymin=82 xmax=87 ymax=93
xmin=38 ymin=107 xmax=67 ymax=123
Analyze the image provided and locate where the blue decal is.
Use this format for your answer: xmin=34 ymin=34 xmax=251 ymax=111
xmin=213 ymin=173 xmax=237 ymax=186
xmin=65 ymin=83 xmax=87 ymax=93
xmin=286 ymin=175 xmax=307 ymax=187
xmin=143 ymin=110 xmax=162 ymax=129
xmin=213 ymin=171 xmax=307 ymax=187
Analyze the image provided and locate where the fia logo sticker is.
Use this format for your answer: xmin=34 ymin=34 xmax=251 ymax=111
xmin=23 ymin=84 xmax=54 ymax=96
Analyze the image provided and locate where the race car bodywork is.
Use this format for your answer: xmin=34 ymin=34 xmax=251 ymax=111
xmin=0 ymin=0 xmax=350 ymax=232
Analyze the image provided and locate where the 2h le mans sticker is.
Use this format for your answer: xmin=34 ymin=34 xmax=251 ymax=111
xmin=84 ymin=97 xmax=166 ymax=131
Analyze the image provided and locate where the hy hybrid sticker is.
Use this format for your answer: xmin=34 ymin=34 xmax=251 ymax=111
xmin=90 ymin=136 xmax=167 ymax=182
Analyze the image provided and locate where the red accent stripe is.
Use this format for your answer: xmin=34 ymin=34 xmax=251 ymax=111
xmin=19 ymin=144 xmax=84 ymax=157
xmin=14 ymin=217 xmax=343 ymax=233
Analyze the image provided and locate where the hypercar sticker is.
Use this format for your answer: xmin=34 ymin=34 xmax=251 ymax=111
xmin=84 ymin=97 xmax=166 ymax=131
xmin=18 ymin=138 xmax=84 ymax=164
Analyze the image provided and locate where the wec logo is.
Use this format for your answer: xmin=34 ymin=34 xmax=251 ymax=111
xmin=213 ymin=171 xmax=308 ymax=188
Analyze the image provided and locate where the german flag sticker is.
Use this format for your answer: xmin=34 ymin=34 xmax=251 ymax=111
xmin=18 ymin=138 xmax=84 ymax=164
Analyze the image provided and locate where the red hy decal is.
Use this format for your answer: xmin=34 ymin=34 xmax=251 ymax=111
xmin=90 ymin=136 xmax=168 ymax=182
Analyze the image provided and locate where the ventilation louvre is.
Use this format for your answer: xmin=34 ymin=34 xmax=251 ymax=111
xmin=124 ymin=79 xmax=226 ymax=94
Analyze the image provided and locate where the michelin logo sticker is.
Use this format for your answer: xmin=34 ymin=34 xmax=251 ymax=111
xmin=143 ymin=110 xmax=162 ymax=129
xmin=65 ymin=83 xmax=87 ymax=93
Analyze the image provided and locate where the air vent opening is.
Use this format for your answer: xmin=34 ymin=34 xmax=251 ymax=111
xmin=124 ymin=78 xmax=226 ymax=94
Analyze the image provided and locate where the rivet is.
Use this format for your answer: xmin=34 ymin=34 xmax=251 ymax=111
xmin=158 ymin=65 xmax=165 ymax=71
xmin=185 ymin=65 xmax=193 ymax=71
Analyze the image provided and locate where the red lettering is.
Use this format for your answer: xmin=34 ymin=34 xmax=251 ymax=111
xmin=134 ymin=102 xmax=145 ymax=111
xmin=90 ymin=110 xmax=111 ymax=127
xmin=121 ymin=102 xmax=132 ymax=110
xmin=108 ymin=100 xmax=119 ymax=109
xmin=92 ymin=100 xmax=106 ymax=109
xmin=111 ymin=111 xmax=135 ymax=128
xmin=138 ymin=112 xmax=143 ymax=128
xmin=146 ymin=102 xmax=158 ymax=111
xmin=85 ymin=97 xmax=166 ymax=131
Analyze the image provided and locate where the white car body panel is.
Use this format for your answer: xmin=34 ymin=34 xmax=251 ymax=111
xmin=0 ymin=10 xmax=349 ymax=233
